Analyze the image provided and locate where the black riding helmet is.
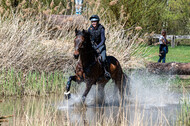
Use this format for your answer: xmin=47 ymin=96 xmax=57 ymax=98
xmin=89 ymin=15 xmax=100 ymax=22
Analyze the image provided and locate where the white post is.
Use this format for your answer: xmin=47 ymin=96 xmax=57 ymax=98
xmin=171 ymin=35 xmax=175 ymax=48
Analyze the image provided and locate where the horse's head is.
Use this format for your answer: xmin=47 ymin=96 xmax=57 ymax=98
xmin=74 ymin=28 xmax=90 ymax=59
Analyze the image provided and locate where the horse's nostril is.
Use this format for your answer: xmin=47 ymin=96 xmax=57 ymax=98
xmin=74 ymin=54 xmax=79 ymax=59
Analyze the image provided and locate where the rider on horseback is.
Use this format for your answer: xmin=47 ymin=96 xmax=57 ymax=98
xmin=88 ymin=15 xmax=111 ymax=79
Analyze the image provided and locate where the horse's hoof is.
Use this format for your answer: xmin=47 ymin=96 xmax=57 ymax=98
xmin=64 ymin=92 xmax=71 ymax=99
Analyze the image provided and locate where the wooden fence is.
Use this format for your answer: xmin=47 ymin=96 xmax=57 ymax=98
xmin=152 ymin=34 xmax=190 ymax=47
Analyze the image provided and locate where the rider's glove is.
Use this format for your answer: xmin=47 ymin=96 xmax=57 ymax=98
xmin=92 ymin=44 xmax=97 ymax=50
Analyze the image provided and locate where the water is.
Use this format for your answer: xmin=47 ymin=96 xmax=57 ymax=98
xmin=0 ymin=70 xmax=189 ymax=125
xmin=58 ymin=71 xmax=184 ymax=125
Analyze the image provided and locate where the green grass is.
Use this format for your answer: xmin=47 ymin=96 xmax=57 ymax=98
xmin=0 ymin=69 xmax=75 ymax=97
xmin=177 ymin=94 xmax=190 ymax=125
xmin=143 ymin=45 xmax=190 ymax=88
xmin=145 ymin=45 xmax=190 ymax=63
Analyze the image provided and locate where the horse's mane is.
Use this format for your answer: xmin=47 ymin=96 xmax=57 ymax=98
xmin=75 ymin=30 xmax=84 ymax=36
xmin=75 ymin=29 xmax=97 ymax=63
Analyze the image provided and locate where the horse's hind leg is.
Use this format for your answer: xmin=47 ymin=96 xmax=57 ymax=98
xmin=115 ymin=79 xmax=124 ymax=101
xmin=96 ymin=84 xmax=106 ymax=105
xmin=123 ymin=73 xmax=130 ymax=96
xmin=113 ymin=72 xmax=126 ymax=104
xmin=115 ymin=73 xmax=130 ymax=104
xmin=65 ymin=75 xmax=77 ymax=99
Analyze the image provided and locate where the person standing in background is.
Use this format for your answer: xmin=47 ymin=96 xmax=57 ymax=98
xmin=158 ymin=29 xmax=168 ymax=63
xmin=75 ymin=0 xmax=83 ymax=15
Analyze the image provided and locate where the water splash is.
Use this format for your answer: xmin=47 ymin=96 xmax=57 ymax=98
xmin=59 ymin=70 xmax=182 ymax=109
xmin=129 ymin=70 xmax=181 ymax=108
xmin=57 ymin=70 xmax=184 ymax=125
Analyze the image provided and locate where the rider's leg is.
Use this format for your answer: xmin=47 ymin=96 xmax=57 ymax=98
xmin=101 ymin=50 xmax=111 ymax=79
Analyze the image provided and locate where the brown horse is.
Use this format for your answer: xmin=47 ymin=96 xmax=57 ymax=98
xmin=64 ymin=29 xmax=130 ymax=103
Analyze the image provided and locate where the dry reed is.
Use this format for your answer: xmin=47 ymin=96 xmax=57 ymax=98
xmin=0 ymin=9 xmax=148 ymax=74
xmin=0 ymin=0 xmax=150 ymax=73
xmin=0 ymin=94 xmax=173 ymax=126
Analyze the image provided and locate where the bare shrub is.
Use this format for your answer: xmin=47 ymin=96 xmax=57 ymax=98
xmin=0 ymin=12 xmax=75 ymax=73
xmin=0 ymin=1 xmax=150 ymax=73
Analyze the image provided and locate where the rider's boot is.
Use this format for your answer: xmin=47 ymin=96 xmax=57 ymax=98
xmin=103 ymin=61 xmax=111 ymax=80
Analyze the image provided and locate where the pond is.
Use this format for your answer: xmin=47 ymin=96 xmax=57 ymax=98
xmin=0 ymin=71 xmax=188 ymax=126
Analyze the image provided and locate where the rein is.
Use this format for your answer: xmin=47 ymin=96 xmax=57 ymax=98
xmin=78 ymin=41 xmax=100 ymax=75
xmin=75 ymin=31 xmax=101 ymax=76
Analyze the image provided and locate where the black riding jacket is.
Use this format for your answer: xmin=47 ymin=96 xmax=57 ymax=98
xmin=88 ymin=24 xmax=106 ymax=49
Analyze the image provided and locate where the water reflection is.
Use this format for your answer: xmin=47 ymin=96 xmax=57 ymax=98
xmin=58 ymin=99 xmax=180 ymax=126
xmin=1 ymin=71 xmax=189 ymax=125
xmin=0 ymin=92 xmax=183 ymax=126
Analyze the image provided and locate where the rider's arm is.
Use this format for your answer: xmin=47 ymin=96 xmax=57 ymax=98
xmin=96 ymin=28 xmax=106 ymax=48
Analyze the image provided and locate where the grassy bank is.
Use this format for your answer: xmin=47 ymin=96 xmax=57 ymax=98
xmin=143 ymin=45 xmax=190 ymax=87
xmin=145 ymin=45 xmax=190 ymax=63
xmin=0 ymin=69 xmax=74 ymax=96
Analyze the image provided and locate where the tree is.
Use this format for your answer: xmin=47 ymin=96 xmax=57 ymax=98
xmin=100 ymin=0 xmax=167 ymax=33
xmin=164 ymin=0 xmax=190 ymax=34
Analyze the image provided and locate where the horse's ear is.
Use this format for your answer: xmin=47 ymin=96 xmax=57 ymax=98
xmin=82 ymin=29 xmax=85 ymax=34
xmin=75 ymin=28 xmax=78 ymax=35
xmin=82 ymin=29 xmax=88 ymax=36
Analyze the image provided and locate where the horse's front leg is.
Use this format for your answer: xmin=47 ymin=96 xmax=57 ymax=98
xmin=82 ymin=82 xmax=93 ymax=103
xmin=64 ymin=75 xmax=77 ymax=99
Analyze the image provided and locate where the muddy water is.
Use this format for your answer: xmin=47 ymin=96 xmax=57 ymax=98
xmin=0 ymin=71 xmax=189 ymax=125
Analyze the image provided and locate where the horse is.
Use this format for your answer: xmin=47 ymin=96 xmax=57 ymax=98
xmin=64 ymin=29 xmax=130 ymax=103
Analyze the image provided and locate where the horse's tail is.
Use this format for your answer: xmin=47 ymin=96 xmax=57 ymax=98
xmin=122 ymin=72 xmax=131 ymax=96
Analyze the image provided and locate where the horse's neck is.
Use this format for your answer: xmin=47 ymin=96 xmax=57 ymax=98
xmin=79 ymin=47 xmax=95 ymax=68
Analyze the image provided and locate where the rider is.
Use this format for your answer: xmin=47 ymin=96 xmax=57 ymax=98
xmin=88 ymin=15 xmax=111 ymax=79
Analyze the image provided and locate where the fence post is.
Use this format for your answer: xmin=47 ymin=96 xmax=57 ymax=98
xmin=171 ymin=35 xmax=175 ymax=48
